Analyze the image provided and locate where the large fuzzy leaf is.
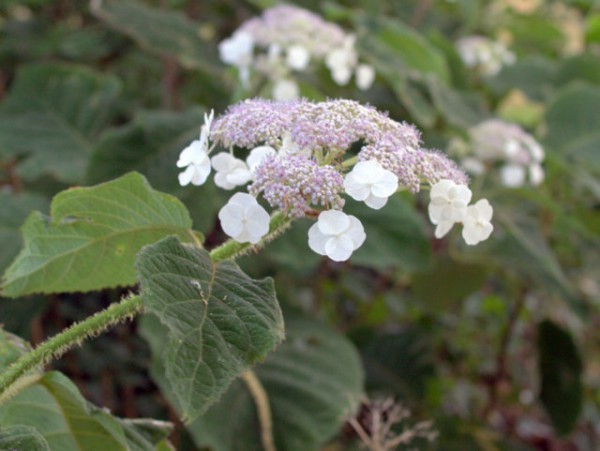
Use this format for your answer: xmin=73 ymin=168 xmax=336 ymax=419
xmin=0 ymin=64 xmax=120 ymax=183
xmin=1 ymin=172 xmax=194 ymax=297
xmin=136 ymin=236 xmax=285 ymax=421
xmin=0 ymin=371 xmax=171 ymax=451
xmin=0 ymin=192 xmax=49 ymax=276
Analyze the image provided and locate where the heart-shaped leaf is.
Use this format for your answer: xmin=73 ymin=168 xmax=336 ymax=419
xmin=136 ymin=236 xmax=285 ymax=421
xmin=1 ymin=172 xmax=194 ymax=297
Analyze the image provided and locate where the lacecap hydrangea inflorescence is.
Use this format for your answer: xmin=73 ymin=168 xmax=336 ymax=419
xmin=219 ymin=5 xmax=375 ymax=101
xmin=177 ymin=98 xmax=494 ymax=261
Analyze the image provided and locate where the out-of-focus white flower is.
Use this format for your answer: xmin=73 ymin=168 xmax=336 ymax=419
xmin=428 ymin=179 xmax=472 ymax=238
xmin=355 ymin=64 xmax=375 ymax=90
xmin=330 ymin=65 xmax=353 ymax=85
xmin=325 ymin=35 xmax=357 ymax=86
xmin=247 ymin=145 xmax=277 ymax=174
xmin=272 ymin=78 xmax=299 ymax=100
xmin=500 ymin=163 xmax=526 ymax=187
xmin=456 ymin=36 xmax=515 ymax=76
xmin=344 ymin=160 xmax=398 ymax=209
xmin=176 ymin=110 xmax=214 ymax=186
xmin=219 ymin=32 xmax=254 ymax=87
xmin=268 ymin=43 xmax=282 ymax=61
xmin=529 ymin=164 xmax=544 ymax=185
xmin=461 ymin=157 xmax=485 ymax=175
xmin=286 ymin=44 xmax=311 ymax=70
xmin=218 ymin=192 xmax=270 ymax=244
xmin=467 ymin=119 xmax=545 ymax=187
xmin=211 ymin=153 xmax=252 ymax=190
xmin=308 ymin=210 xmax=366 ymax=261
xmin=462 ymin=199 xmax=494 ymax=245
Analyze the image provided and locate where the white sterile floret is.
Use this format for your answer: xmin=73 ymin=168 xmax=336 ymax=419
xmin=273 ymin=78 xmax=299 ymax=100
xmin=176 ymin=110 xmax=214 ymax=186
xmin=325 ymin=36 xmax=357 ymax=86
xmin=218 ymin=192 xmax=270 ymax=244
xmin=308 ymin=210 xmax=366 ymax=261
xmin=529 ymin=164 xmax=544 ymax=186
xmin=211 ymin=153 xmax=252 ymax=190
xmin=219 ymin=32 xmax=254 ymax=87
xmin=462 ymin=199 xmax=494 ymax=245
xmin=247 ymin=145 xmax=277 ymax=174
xmin=344 ymin=160 xmax=398 ymax=210
xmin=355 ymin=64 xmax=375 ymax=90
xmin=286 ymin=44 xmax=311 ymax=70
xmin=428 ymin=179 xmax=472 ymax=238
xmin=219 ymin=31 xmax=254 ymax=66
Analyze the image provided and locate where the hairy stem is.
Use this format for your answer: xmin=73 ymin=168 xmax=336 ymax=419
xmin=0 ymin=294 xmax=143 ymax=403
xmin=242 ymin=370 xmax=276 ymax=451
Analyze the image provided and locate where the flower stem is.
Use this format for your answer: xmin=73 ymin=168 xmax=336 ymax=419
xmin=242 ymin=370 xmax=276 ymax=451
xmin=0 ymin=294 xmax=143 ymax=403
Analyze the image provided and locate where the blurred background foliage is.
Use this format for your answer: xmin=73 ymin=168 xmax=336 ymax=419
xmin=0 ymin=0 xmax=599 ymax=449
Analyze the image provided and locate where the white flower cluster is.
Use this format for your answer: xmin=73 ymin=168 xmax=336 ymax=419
xmin=218 ymin=5 xmax=375 ymax=100
xmin=176 ymin=102 xmax=493 ymax=262
xmin=428 ymin=180 xmax=493 ymax=246
xmin=464 ymin=119 xmax=545 ymax=188
xmin=456 ymin=35 xmax=515 ymax=76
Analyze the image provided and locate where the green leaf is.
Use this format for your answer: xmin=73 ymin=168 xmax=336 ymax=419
xmin=0 ymin=64 xmax=120 ymax=183
xmin=486 ymin=57 xmax=557 ymax=101
xmin=356 ymin=328 xmax=435 ymax=401
xmin=0 ymin=329 xmax=33 ymax=373
xmin=0 ymin=425 xmax=50 ymax=451
xmin=1 ymin=172 xmax=194 ymax=297
xmin=412 ymin=256 xmax=488 ymax=311
xmin=0 ymin=371 xmax=170 ymax=451
xmin=88 ymin=108 xmax=203 ymax=186
xmin=348 ymin=196 xmax=433 ymax=272
xmin=427 ymin=80 xmax=488 ymax=128
xmin=116 ymin=418 xmax=173 ymax=451
xmin=359 ymin=16 xmax=450 ymax=83
xmin=136 ymin=236 xmax=285 ymax=422
xmin=91 ymin=0 xmax=221 ymax=74
xmin=544 ymin=83 xmax=600 ymax=170
xmin=141 ymin=313 xmax=364 ymax=451
xmin=0 ymin=192 xmax=49 ymax=276
xmin=555 ymin=54 xmax=600 ymax=87
xmin=87 ymin=107 xmax=225 ymax=232
xmin=489 ymin=210 xmax=575 ymax=301
xmin=537 ymin=320 xmax=583 ymax=436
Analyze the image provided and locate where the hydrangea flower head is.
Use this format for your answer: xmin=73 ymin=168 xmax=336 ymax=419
xmin=179 ymin=99 xmax=492 ymax=260
xmin=467 ymin=119 xmax=545 ymax=187
xmin=220 ymin=5 xmax=375 ymax=98
xmin=456 ymin=36 xmax=515 ymax=76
